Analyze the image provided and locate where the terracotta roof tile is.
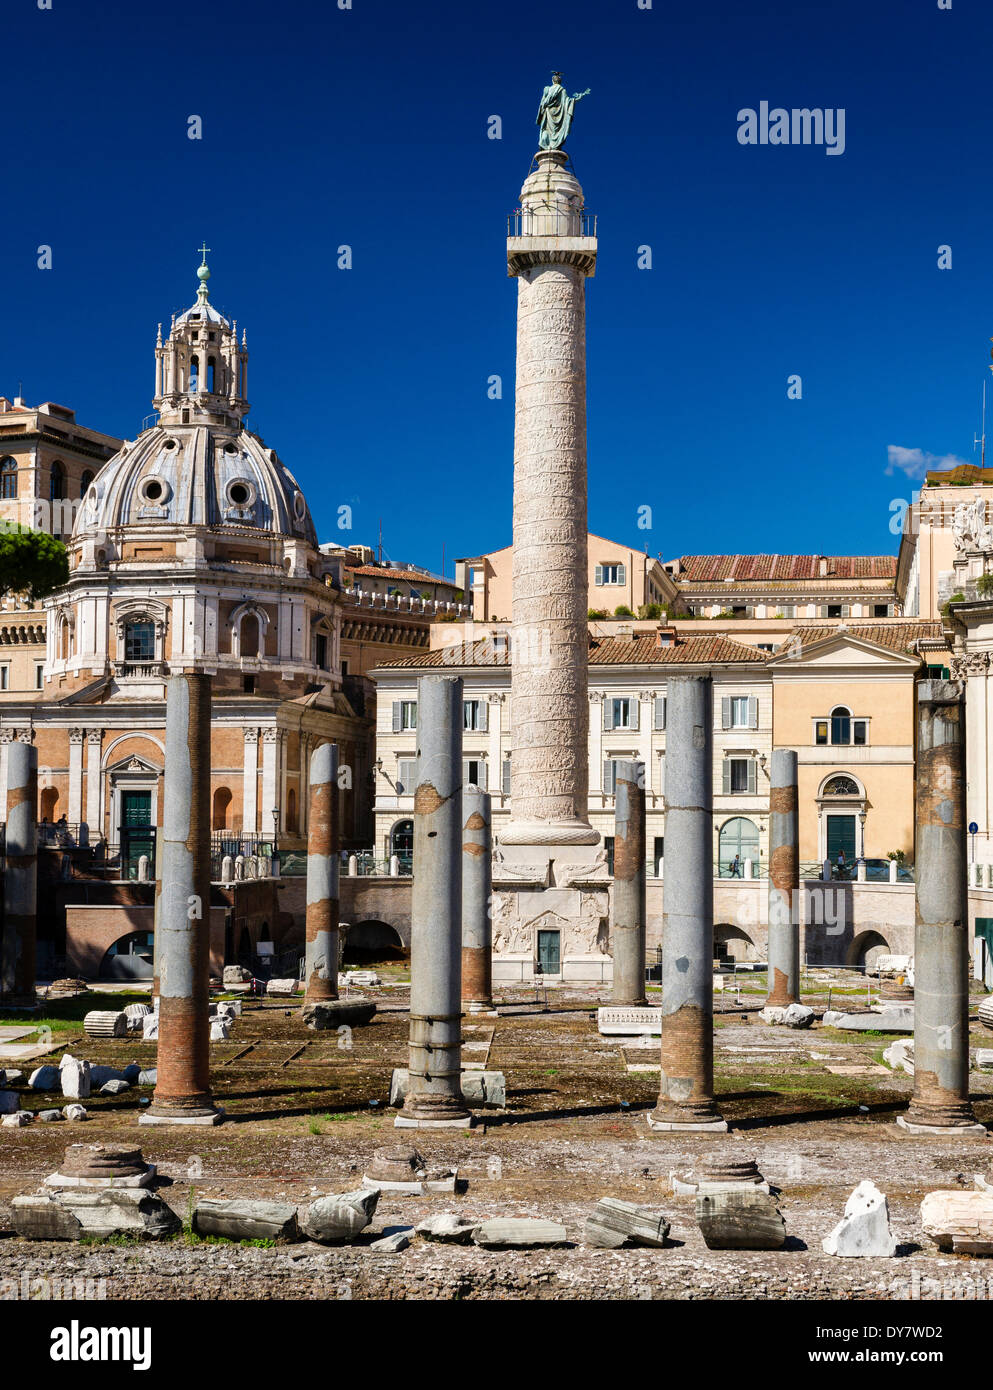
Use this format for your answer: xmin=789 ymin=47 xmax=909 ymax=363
xmin=376 ymin=633 xmax=768 ymax=670
xmin=784 ymin=620 xmax=944 ymax=654
xmin=676 ymin=554 xmax=898 ymax=583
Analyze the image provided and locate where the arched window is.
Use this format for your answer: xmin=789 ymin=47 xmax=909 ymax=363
xmin=80 ymin=470 xmax=94 ymax=498
xmin=240 ymin=612 xmax=260 ymax=658
xmin=212 ymin=787 xmax=232 ymax=831
xmin=49 ymin=460 xmax=65 ymax=502
xmin=124 ymin=620 xmax=155 ymax=662
xmin=286 ymin=787 xmax=298 ymax=834
xmin=823 ymin=775 xmax=860 ymax=797
xmin=390 ymin=818 xmax=414 ymax=872
xmin=207 ymin=357 xmax=216 ymax=393
xmin=59 ymin=615 xmax=71 ymax=661
xmin=189 ymin=356 xmax=199 ymax=392
xmin=830 ymin=705 xmax=851 ymax=745
xmin=719 ymin=817 xmax=760 ymax=876
xmin=40 ymin=787 xmax=59 ymax=821
xmin=0 ymin=457 xmax=16 ymax=500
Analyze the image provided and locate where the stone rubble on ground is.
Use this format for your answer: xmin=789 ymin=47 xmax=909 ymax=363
xmin=193 ymin=1199 xmax=299 ymax=1242
xmin=921 ymin=1190 xmax=993 ymax=1254
xmin=370 ymin=1228 xmax=413 ymax=1253
xmin=822 ymin=1180 xmax=897 ymax=1257
xmin=415 ymin=1212 xmax=479 ymax=1244
xmin=2 ymin=1110 xmax=31 ymax=1127
xmin=472 ymin=1218 xmax=570 ymax=1249
xmin=12 ymin=1189 xmax=180 ymax=1241
xmin=300 ymin=1187 xmax=380 ymax=1244
xmin=696 ymin=1191 xmax=787 ymax=1251
xmin=584 ymin=1197 xmax=670 ymax=1248
xmin=28 ymin=1064 xmax=60 ymax=1091
xmin=60 ymin=1056 xmax=91 ymax=1099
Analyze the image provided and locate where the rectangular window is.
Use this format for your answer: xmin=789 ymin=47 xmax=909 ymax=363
xmin=926 ymin=664 xmax=951 ymax=681
xmin=396 ymin=759 xmax=417 ymax=794
xmin=604 ymin=835 xmax=615 ymax=875
xmin=35 ymin=665 xmax=44 ymax=690
xmin=463 ymin=758 xmax=487 ymax=789
xmin=595 ymin=562 xmax=626 ymax=586
xmin=125 ymin=621 xmax=155 ymax=662
xmin=873 ymin=604 xmax=890 ymax=618
xmin=610 ymin=697 xmax=633 ymax=729
xmin=340 ymin=660 xmax=349 ymax=677
xmin=653 ymin=836 xmax=664 ymax=871
xmin=730 ymin=696 xmax=749 ymax=727
xmin=815 ymin=720 xmax=828 ymax=745
xmin=315 ymin=633 xmax=328 ymax=669
xmin=853 ymin=719 xmax=867 ymax=746
xmin=0 ymin=665 xmax=8 ymax=691
xmin=400 ymin=700 xmax=417 ymax=730
xmin=463 ymin=699 xmax=487 ymax=731
xmin=724 ymin=757 xmax=756 ymax=795
xmin=827 ymin=604 xmax=843 ymax=619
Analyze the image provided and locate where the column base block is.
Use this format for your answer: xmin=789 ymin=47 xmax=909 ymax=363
xmin=139 ymin=1106 xmax=225 ymax=1127
xmin=647 ymin=1113 xmax=728 ymax=1134
xmin=394 ymin=1114 xmax=475 ymax=1130
xmin=895 ymin=1115 xmax=987 ymax=1137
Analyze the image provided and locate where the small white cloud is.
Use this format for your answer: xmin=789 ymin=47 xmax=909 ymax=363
xmin=886 ymin=445 xmax=970 ymax=480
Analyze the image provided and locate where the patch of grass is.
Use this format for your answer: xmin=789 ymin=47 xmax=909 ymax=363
xmin=79 ymin=1232 xmax=144 ymax=1247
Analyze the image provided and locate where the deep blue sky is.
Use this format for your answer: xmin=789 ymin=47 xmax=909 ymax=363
xmin=3 ymin=0 xmax=991 ymax=577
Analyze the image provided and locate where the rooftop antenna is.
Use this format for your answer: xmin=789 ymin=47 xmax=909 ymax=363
xmin=377 ymin=517 xmax=383 ymax=566
xmin=976 ymin=376 xmax=988 ymax=468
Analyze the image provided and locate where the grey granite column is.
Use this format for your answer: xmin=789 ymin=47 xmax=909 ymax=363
xmin=899 ymin=680 xmax=983 ymax=1134
xmin=398 ymin=675 xmax=471 ymax=1127
xmin=764 ymin=749 xmax=800 ymax=1007
xmin=649 ymin=676 xmax=726 ymax=1132
xmin=142 ymin=673 xmax=221 ymax=1125
xmin=462 ymin=784 xmax=494 ymax=1014
xmin=303 ymin=742 xmax=339 ymax=1004
xmin=0 ymin=741 xmax=37 ymax=1008
xmin=612 ymin=759 xmax=647 ymax=1005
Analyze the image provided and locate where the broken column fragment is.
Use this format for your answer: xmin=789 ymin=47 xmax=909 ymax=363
xmin=461 ymin=784 xmax=494 ymax=1014
xmin=764 ymin=748 xmax=800 ymax=1008
xmin=0 ymin=739 xmax=37 ymax=1008
xmin=397 ymin=675 xmax=471 ymax=1129
xmin=303 ymin=742 xmax=339 ymax=1005
xmin=141 ymin=673 xmax=221 ymax=1126
xmin=649 ymin=675 xmax=726 ymax=1132
xmin=899 ymin=681 xmax=984 ymax=1135
xmin=612 ymin=759 xmax=647 ymax=1006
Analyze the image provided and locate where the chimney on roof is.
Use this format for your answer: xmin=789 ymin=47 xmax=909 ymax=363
xmin=12 ymin=396 xmax=26 ymax=410
xmin=656 ymin=625 xmax=677 ymax=648
xmin=818 ymin=556 xmax=828 ymax=577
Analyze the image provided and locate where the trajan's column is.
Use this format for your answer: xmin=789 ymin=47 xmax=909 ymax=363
xmin=494 ymin=75 xmax=610 ymax=983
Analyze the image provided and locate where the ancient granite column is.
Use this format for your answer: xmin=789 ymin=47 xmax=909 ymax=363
xmin=0 ymin=742 xmax=37 ymax=1008
xmin=612 ymin=759 xmax=647 ymax=1005
xmin=650 ymin=676 xmax=726 ymax=1132
xmin=303 ymin=742 xmax=339 ymax=1004
xmin=764 ymin=749 xmax=800 ymax=1007
xmin=150 ymin=771 xmax=165 ymax=1002
xmin=462 ymin=784 xmax=494 ymax=1014
xmin=900 ymin=681 xmax=984 ymax=1134
xmin=143 ymin=674 xmax=221 ymax=1125
xmin=501 ymin=149 xmax=598 ymax=850
xmin=398 ymin=675 xmax=471 ymax=1127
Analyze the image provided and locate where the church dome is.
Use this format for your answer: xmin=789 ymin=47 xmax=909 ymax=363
xmin=75 ymin=422 xmax=316 ymax=543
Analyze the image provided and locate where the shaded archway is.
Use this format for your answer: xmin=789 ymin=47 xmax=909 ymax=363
xmin=847 ymin=930 xmax=889 ymax=970
xmin=99 ymin=930 xmax=154 ymax=980
xmin=714 ymin=923 xmax=757 ymax=963
xmin=344 ymin=919 xmax=406 ymax=964
xmin=40 ymin=787 xmax=59 ymax=822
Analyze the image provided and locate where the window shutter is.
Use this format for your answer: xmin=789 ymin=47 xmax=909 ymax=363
xmin=478 ymin=760 xmax=488 ymax=790
xmin=722 ymin=760 xmax=731 ymax=795
xmin=630 ymin=700 xmax=640 ymax=732
xmin=748 ymin=696 xmax=758 ymax=729
xmin=721 ymin=696 xmax=731 ymax=730
xmin=658 ymin=755 xmax=665 ymax=796
xmin=842 ymin=604 xmax=851 ymax=618
xmin=617 ymin=563 xmax=626 ymax=585
xmin=747 ymin=759 xmax=757 ymax=795
xmin=392 ymin=701 xmax=401 ymax=733
xmin=501 ymin=758 xmax=511 ymax=796
xmin=603 ymin=760 xmax=614 ymax=795
xmin=478 ymin=701 xmax=488 ymax=732
xmin=462 ymin=760 xmax=470 ymax=786
xmin=595 ymin=565 xmax=603 ymax=586
xmin=654 ymin=696 xmax=666 ymax=730
xmin=603 ymin=700 xmax=614 ymax=731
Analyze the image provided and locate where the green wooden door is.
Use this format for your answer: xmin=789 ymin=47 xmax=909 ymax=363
xmin=537 ymin=930 xmax=560 ymax=975
xmin=976 ymin=918 xmax=993 ymax=988
xmin=826 ymin=815 xmax=856 ymax=866
xmin=121 ymin=791 xmax=154 ymax=880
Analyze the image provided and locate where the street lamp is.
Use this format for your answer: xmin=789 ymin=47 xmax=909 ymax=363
xmin=271 ymin=807 xmax=280 ymax=878
xmin=858 ymin=810 xmax=867 ymax=861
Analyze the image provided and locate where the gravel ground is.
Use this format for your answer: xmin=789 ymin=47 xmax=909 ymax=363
xmin=2 ymin=978 xmax=992 ymax=1301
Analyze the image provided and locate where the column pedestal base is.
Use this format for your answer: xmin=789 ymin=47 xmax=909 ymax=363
xmin=895 ymin=1114 xmax=987 ymax=1137
xmin=646 ymin=1112 xmax=728 ymax=1134
xmin=464 ymin=1001 xmax=495 ymax=1015
xmin=140 ymin=1106 xmax=224 ymax=1127
xmin=394 ymin=1114 xmax=475 ymax=1130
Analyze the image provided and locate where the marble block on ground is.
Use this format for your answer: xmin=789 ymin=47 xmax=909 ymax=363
xmin=597 ymin=1007 xmax=662 ymax=1037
